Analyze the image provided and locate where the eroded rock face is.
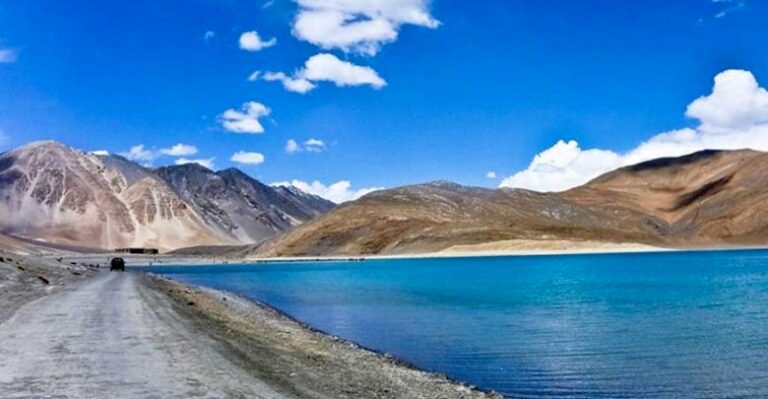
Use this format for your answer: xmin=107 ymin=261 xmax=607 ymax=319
xmin=154 ymin=164 xmax=334 ymax=243
xmin=0 ymin=141 xmax=334 ymax=251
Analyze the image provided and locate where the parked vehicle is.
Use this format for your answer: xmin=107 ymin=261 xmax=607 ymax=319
xmin=110 ymin=257 xmax=126 ymax=272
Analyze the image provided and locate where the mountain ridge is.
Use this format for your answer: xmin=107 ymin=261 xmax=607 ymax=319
xmin=251 ymin=148 xmax=768 ymax=256
xmin=0 ymin=141 xmax=334 ymax=251
xmin=4 ymin=141 xmax=767 ymax=256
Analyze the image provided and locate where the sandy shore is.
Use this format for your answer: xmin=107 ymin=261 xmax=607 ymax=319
xmin=48 ymin=240 xmax=672 ymax=269
xmin=437 ymin=239 xmax=666 ymax=257
xmin=0 ymin=253 xmax=499 ymax=398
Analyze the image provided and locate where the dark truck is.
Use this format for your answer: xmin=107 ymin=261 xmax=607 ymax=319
xmin=110 ymin=257 xmax=126 ymax=272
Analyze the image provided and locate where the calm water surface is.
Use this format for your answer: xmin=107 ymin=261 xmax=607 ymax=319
xmin=145 ymin=250 xmax=768 ymax=398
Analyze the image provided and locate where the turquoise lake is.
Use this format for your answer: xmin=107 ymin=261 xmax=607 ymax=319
xmin=144 ymin=249 xmax=768 ymax=398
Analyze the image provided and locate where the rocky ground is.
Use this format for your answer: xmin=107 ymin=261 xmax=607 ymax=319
xmin=0 ymin=251 xmax=98 ymax=324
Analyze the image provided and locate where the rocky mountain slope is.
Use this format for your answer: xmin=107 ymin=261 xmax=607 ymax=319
xmin=0 ymin=141 xmax=333 ymax=251
xmin=155 ymin=164 xmax=334 ymax=243
xmin=257 ymin=149 xmax=768 ymax=256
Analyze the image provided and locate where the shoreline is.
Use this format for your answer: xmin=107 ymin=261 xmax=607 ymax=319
xmin=71 ymin=243 xmax=768 ymax=268
xmin=0 ymin=253 xmax=499 ymax=398
xmin=146 ymin=273 xmax=501 ymax=398
xmin=5 ymin=245 xmax=768 ymax=397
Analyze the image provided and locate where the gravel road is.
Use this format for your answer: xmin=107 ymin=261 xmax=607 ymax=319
xmin=0 ymin=272 xmax=290 ymax=399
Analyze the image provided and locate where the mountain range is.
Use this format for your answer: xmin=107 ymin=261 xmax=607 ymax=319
xmin=251 ymin=149 xmax=768 ymax=256
xmin=2 ymin=141 xmax=767 ymax=255
xmin=0 ymin=141 xmax=334 ymax=251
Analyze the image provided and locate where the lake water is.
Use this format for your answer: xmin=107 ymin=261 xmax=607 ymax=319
xmin=144 ymin=250 xmax=768 ymax=398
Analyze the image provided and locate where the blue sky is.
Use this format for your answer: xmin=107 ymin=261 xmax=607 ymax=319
xmin=1 ymin=0 xmax=767 ymax=201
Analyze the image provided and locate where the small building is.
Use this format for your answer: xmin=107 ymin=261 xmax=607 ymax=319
xmin=115 ymin=247 xmax=159 ymax=255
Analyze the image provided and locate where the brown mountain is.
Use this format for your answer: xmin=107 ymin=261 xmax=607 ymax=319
xmin=562 ymin=149 xmax=768 ymax=246
xmin=0 ymin=141 xmax=334 ymax=251
xmin=257 ymin=149 xmax=768 ymax=256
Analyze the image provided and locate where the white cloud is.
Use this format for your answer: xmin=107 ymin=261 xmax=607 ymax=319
xmin=0 ymin=49 xmax=17 ymax=64
xmin=286 ymin=139 xmax=301 ymax=153
xmin=160 ymin=143 xmax=198 ymax=156
xmin=220 ymin=101 xmax=271 ymax=134
xmin=203 ymin=31 xmax=215 ymax=42
xmin=302 ymin=53 xmax=385 ymax=88
xmin=230 ymin=151 xmax=265 ymax=165
xmin=120 ymin=145 xmax=158 ymax=162
xmin=120 ymin=143 xmax=204 ymax=164
xmin=500 ymin=69 xmax=768 ymax=192
xmin=263 ymin=53 xmax=385 ymax=93
xmin=486 ymin=171 xmax=496 ymax=179
xmin=292 ymin=0 xmax=440 ymax=55
xmin=175 ymin=157 xmax=215 ymax=170
xmin=685 ymin=69 xmax=768 ymax=132
xmin=712 ymin=0 xmax=745 ymax=19
xmin=91 ymin=150 xmax=109 ymax=156
xmin=499 ymin=140 xmax=623 ymax=192
xmin=304 ymin=138 xmax=326 ymax=152
xmin=271 ymin=179 xmax=382 ymax=203
xmin=285 ymin=138 xmax=327 ymax=153
xmin=247 ymin=70 xmax=261 ymax=82
xmin=263 ymin=71 xmax=317 ymax=93
xmin=239 ymin=30 xmax=277 ymax=51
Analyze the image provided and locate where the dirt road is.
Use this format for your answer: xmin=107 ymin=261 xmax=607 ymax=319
xmin=0 ymin=272 xmax=289 ymax=398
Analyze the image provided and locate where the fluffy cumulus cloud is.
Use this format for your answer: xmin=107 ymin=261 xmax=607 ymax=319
xmin=271 ymin=180 xmax=381 ymax=203
xmin=263 ymin=53 xmax=385 ymax=94
xmin=0 ymin=49 xmax=17 ymax=64
xmin=486 ymin=171 xmax=497 ymax=179
xmin=159 ymin=143 xmax=198 ymax=157
xmin=220 ymin=101 xmax=271 ymax=134
xmin=685 ymin=69 xmax=768 ymax=132
xmin=292 ymin=0 xmax=440 ymax=55
xmin=302 ymin=53 xmax=385 ymax=88
xmin=230 ymin=151 xmax=265 ymax=165
xmin=500 ymin=69 xmax=768 ymax=192
xmin=175 ymin=157 xmax=215 ymax=170
xmin=286 ymin=138 xmax=326 ymax=153
xmin=499 ymin=140 xmax=622 ymax=192
xmin=239 ymin=30 xmax=276 ymax=51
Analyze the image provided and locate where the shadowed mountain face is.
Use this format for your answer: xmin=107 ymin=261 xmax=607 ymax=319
xmin=562 ymin=149 xmax=768 ymax=245
xmin=258 ymin=150 xmax=768 ymax=256
xmin=0 ymin=141 xmax=334 ymax=251
xmin=154 ymin=164 xmax=334 ymax=243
